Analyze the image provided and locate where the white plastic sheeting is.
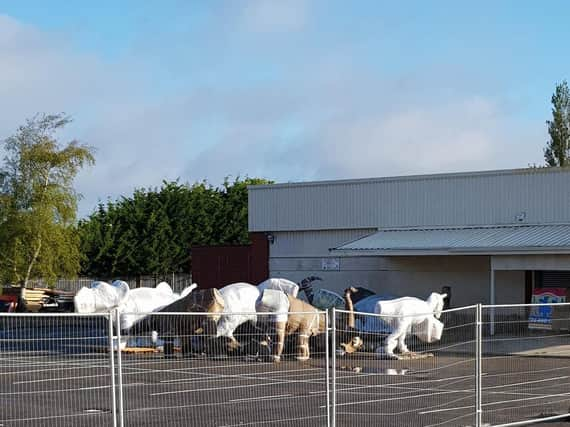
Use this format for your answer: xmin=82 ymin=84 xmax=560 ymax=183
xmin=116 ymin=281 xmax=182 ymax=330
xmin=257 ymin=278 xmax=299 ymax=298
xmin=215 ymin=279 xmax=302 ymax=338
xmin=74 ymin=281 xmax=123 ymax=314
xmin=374 ymin=292 xmax=448 ymax=356
xmin=216 ymin=283 xmax=260 ymax=338
xmin=74 ymin=280 xmax=192 ymax=330
xmin=413 ymin=316 xmax=444 ymax=343
xmin=256 ymin=289 xmax=290 ymax=323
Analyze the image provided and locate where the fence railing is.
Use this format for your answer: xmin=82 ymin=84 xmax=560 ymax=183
xmin=333 ymin=306 xmax=478 ymax=427
xmin=117 ymin=311 xmax=330 ymax=427
xmin=0 ymin=312 xmax=117 ymax=427
xmin=1 ymin=304 xmax=570 ymax=426
xmin=9 ymin=274 xmax=193 ymax=294
xmin=481 ymin=304 xmax=570 ymax=427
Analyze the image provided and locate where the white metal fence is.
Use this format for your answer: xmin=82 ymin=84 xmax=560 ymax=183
xmin=481 ymin=304 xmax=570 ymax=427
xmin=15 ymin=274 xmax=194 ymax=293
xmin=2 ymin=304 xmax=570 ymax=426
xmin=332 ymin=306 xmax=478 ymax=427
xmin=117 ymin=311 xmax=330 ymax=427
xmin=0 ymin=312 xmax=117 ymax=427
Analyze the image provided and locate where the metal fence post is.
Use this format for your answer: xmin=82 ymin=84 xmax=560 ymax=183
xmin=325 ymin=309 xmax=331 ymax=427
xmin=476 ymin=303 xmax=482 ymax=427
xmin=115 ymin=308 xmax=125 ymax=427
xmin=331 ymin=307 xmax=336 ymax=427
xmin=108 ymin=313 xmax=118 ymax=427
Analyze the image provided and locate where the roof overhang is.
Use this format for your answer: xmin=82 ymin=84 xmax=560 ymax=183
xmin=331 ymin=224 xmax=570 ymax=256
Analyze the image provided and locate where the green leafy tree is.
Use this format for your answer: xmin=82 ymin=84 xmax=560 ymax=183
xmin=213 ymin=177 xmax=270 ymax=244
xmin=0 ymin=114 xmax=95 ymax=286
xmin=79 ymin=203 xmax=125 ymax=278
xmin=78 ymin=177 xmax=272 ymax=279
xmin=545 ymin=81 xmax=570 ymax=166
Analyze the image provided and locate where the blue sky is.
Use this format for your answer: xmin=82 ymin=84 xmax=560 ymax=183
xmin=0 ymin=1 xmax=568 ymax=216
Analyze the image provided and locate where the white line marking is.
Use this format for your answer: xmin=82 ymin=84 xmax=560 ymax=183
xmin=160 ymin=367 xmax=322 ymax=383
xmin=13 ymin=373 xmax=110 ymax=385
xmin=151 ymin=380 xmax=304 ymax=396
xmin=0 ymin=385 xmax=110 ymax=396
xmin=420 ymin=404 xmax=478 ymax=415
xmin=229 ymin=393 xmax=292 ymax=402
xmin=0 ymin=411 xmax=107 ymax=423
xmin=321 ymin=388 xmax=472 ymax=408
xmin=217 ymin=414 xmax=326 ymax=426
xmin=484 ymin=375 xmax=570 ymax=390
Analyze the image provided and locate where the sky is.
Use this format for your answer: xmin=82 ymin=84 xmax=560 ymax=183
xmin=0 ymin=0 xmax=568 ymax=217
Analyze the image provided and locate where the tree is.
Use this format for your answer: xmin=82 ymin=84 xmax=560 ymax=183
xmin=78 ymin=177 xmax=273 ymax=279
xmin=0 ymin=114 xmax=95 ymax=286
xmin=544 ymin=81 xmax=570 ymax=167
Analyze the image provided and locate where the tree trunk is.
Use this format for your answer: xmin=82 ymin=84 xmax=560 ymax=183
xmin=23 ymin=238 xmax=42 ymax=288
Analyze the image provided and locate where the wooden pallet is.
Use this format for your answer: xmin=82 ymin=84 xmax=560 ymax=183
xmin=121 ymin=347 xmax=159 ymax=354
xmin=395 ymin=352 xmax=434 ymax=360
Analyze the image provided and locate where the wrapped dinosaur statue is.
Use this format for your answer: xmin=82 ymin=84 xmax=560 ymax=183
xmin=376 ymin=292 xmax=446 ymax=358
xmin=132 ymin=287 xmax=226 ymax=356
xmin=74 ymin=280 xmax=192 ymax=330
xmin=257 ymin=277 xmax=300 ymax=297
xmin=256 ymin=289 xmax=326 ymax=362
xmin=214 ymin=277 xmax=323 ymax=350
xmin=138 ymin=278 xmax=312 ymax=357
xmin=215 ymin=282 xmax=267 ymax=354
xmin=341 ymin=287 xmax=447 ymax=358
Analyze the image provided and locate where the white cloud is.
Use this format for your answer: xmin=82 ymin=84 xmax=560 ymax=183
xmin=0 ymin=12 xmax=547 ymax=218
xmin=0 ymin=14 xmax=199 ymax=216
xmin=183 ymin=71 xmax=545 ymax=185
xmin=239 ymin=0 xmax=309 ymax=33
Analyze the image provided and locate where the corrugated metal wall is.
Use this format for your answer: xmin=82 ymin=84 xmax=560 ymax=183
xmin=248 ymin=168 xmax=568 ymax=305
xmin=268 ymin=255 xmax=523 ymax=306
xmin=249 ymin=168 xmax=570 ymax=231
xmin=269 ymin=229 xmax=376 ymax=257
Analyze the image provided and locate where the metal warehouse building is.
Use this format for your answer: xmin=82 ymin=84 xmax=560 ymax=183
xmin=248 ymin=167 xmax=570 ymax=307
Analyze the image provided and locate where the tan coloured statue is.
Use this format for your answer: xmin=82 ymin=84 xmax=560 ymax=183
xmin=339 ymin=287 xmax=364 ymax=354
xmin=256 ymin=289 xmax=326 ymax=362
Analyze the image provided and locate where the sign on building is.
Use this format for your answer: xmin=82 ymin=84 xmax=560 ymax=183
xmin=321 ymin=258 xmax=340 ymax=271
xmin=528 ymin=288 xmax=567 ymax=330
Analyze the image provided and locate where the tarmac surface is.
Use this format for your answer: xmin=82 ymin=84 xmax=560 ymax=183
xmin=2 ymin=347 xmax=570 ymax=427
xmin=2 ymin=314 xmax=570 ymax=426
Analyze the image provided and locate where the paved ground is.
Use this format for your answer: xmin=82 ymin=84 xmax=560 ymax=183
xmin=2 ymin=315 xmax=570 ymax=427
xmin=334 ymin=352 xmax=570 ymax=427
xmin=2 ymin=347 xmax=570 ymax=427
xmin=0 ymin=349 xmax=330 ymax=427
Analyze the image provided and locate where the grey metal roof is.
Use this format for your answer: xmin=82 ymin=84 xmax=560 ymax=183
xmin=332 ymin=224 xmax=570 ymax=255
xmin=249 ymin=167 xmax=570 ymax=232
xmin=248 ymin=167 xmax=570 ymax=190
